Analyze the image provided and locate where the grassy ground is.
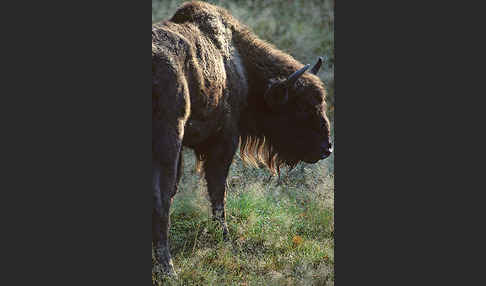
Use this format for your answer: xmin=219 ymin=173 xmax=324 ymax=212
xmin=152 ymin=1 xmax=334 ymax=285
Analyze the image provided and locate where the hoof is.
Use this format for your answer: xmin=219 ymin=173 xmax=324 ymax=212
xmin=154 ymin=261 xmax=177 ymax=279
xmin=153 ymin=243 xmax=177 ymax=279
xmin=222 ymin=228 xmax=229 ymax=242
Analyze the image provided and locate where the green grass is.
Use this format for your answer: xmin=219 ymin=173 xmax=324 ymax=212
xmin=152 ymin=0 xmax=334 ymax=285
xmin=153 ymin=149 xmax=334 ymax=285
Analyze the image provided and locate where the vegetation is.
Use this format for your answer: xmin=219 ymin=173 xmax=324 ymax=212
xmin=152 ymin=0 xmax=334 ymax=285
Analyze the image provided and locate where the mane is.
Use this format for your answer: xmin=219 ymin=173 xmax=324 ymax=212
xmin=170 ymin=1 xmax=326 ymax=174
xmin=238 ymin=133 xmax=298 ymax=175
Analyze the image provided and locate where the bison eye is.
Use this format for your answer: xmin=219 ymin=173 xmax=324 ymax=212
xmin=295 ymin=102 xmax=312 ymax=120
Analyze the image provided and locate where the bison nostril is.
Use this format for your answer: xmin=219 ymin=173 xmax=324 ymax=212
xmin=322 ymin=142 xmax=332 ymax=150
xmin=320 ymin=142 xmax=333 ymax=158
xmin=320 ymin=147 xmax=331 ymax=159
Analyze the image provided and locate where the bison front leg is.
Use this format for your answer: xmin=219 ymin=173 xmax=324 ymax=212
xmin=203 ymin=135 xmax=238 ymax=241
xmin=152 ymin=123 xmax=183 ymax=278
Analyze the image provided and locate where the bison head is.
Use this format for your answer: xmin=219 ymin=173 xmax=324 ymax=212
xmin=261 ymin=57 xmax=333 ymax=165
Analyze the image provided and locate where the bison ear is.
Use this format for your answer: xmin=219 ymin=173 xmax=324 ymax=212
xmin=283 ymin=64 xmax=310 ymax=87
xmin=265 ymin=65 xmax=310 ymax=110
xmin=264 ymin=82 xmax=289 ymax=108
xmin=310 ymin=57 xmax=323 ymax=75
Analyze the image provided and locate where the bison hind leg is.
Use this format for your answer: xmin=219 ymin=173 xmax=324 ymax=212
xmin=152 ymin=122 xmax=185 ymax=279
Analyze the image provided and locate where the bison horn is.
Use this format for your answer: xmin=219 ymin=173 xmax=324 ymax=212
xmin=310 ymin=57 xmax=323 ymax=75
xmin=283 ymin=64 xmax=310 ymax=87
xmin=265 ymin=64 xmax=310 ymax=108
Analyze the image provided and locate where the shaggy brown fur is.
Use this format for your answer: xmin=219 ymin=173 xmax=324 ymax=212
xmin=152 ymin=1 xmax=332 ymax=277
xmin=166 ymin=1 xmax=329 ymax=171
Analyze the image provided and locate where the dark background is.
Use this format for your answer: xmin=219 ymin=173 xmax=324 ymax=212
xmin=1 ymin=0 xmax=485 ymax=285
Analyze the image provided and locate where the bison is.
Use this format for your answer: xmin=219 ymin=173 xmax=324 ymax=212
xmin=152 ymin=1 xmax=332 ymax=277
